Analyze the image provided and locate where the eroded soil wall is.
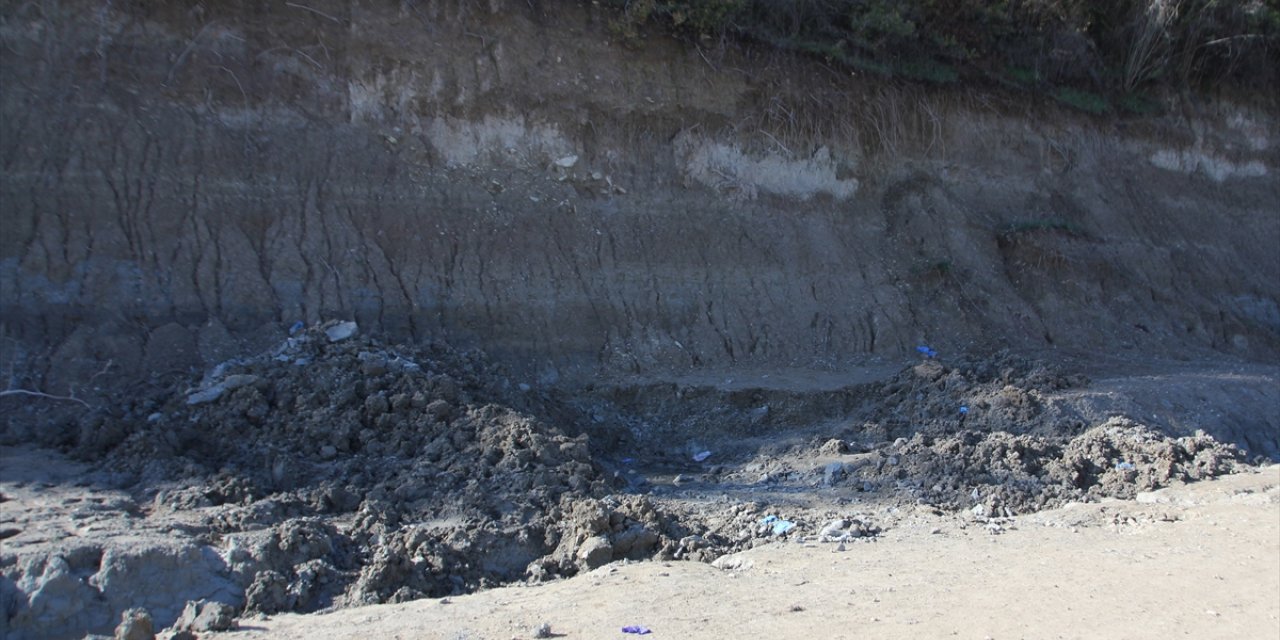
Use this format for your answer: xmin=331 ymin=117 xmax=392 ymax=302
xmin=2 ymin=1 xmax=1278 ymax=386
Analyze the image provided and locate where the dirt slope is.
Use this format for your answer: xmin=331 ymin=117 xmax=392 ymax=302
xmin=1 ymin=0 xmax=1277 ymax=393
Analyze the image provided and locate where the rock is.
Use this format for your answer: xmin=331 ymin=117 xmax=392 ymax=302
xmin=324 ymin=321 xmax=359 ymax=342
xmin=175 ymin=600 xmax=237 ymax=632
xmin=185 ymin=386 xmax=226 ymax=405
xmin=577 ymin=536 xmax=613 ymax=570
xmin=245 ymin=571 xmax=290 ymax=614
xmin=359 ymin=354 xmax=388 ymax=376
xmin=364 ymin=393 xmax=389 ymax=417
xmin=611 ymin=525 xmax=659 ymax=557
xmin=390 ymin=393 xmax=412 ymax=411
xmin=711 ymin=553 xmax=754 ymax=571
xmin=114 ymin=607 xmax=154 ymax=640
xmin=220 ymin=374 xmax=259 ymax=391
xmin=425 ymin=399 xmax=452 ymax=421
xmin=823 ymin=462 xmax=846 ymax=486
xmin=819 ymin=519 xmax=848 ymax=540
xmin=819 ymin=438 xmax=849 ymax=455
xmin=679 ymin=535 xmax=709 ymax=551
xmin=553 ymin=154 xmax=579 ymax=168
xmin=185 ymin=374 xmax=259 ymax=405
xmin=533 ymin=622 xmax=553 ymax=638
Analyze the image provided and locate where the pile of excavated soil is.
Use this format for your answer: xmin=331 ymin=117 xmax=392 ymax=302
xmin=853 ymin=355 xmax=1246 ymax=513
xmin=55 ymin=323 xmax=726 ymax=612
xmin=788 ymin=418 xmax=1246 ymax=515
xmin=727 ymin=354 xmax=1249 ymax=514
xmin=0 ymin=328 xmax=1256 ymax=638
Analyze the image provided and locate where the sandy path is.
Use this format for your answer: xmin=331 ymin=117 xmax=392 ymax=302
xmin=229 ymin=466 xmax=1280 ymax=640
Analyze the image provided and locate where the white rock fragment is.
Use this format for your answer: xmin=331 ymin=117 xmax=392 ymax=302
xmin=819 ymin=519 xmax=848 ymax=540
xmin=185 ymin=374 xmax=259 ymax=405
xmin=553 ymin=154 xmax=578 ymax=168
xmin=711 ymin=553 xmax=754 ymax=571
xmin=325 ymin=321 xmax=359 ymax=342
xmin=186 ymin=387 xmax=225 ymax=405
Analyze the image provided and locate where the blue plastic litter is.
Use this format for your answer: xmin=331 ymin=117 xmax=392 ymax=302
xmin=622 ymin=626 xmax=652 ymax=635
xmin=760 ymin=515 xmax=795 ymax=535
xmin=692 ymin=450 xmax=712 ymax=462
xmin=916 ymin=345 xmax=938 ymax=358
xmin=959 ymin=406 xmax=969 ymax=415
xmin=621 ymin=457 xmax=635 ymax=465
xmin=1116 ymin=461 xmax=1136 ymax=471
xmin=288 ymin=320 xmax=305 ymax=335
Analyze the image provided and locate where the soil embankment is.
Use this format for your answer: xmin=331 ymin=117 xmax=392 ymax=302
xmin=1 ymin=1 xmax=1277 ymax=385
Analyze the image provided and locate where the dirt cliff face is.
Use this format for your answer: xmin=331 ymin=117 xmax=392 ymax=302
xmin=1 ymin=0 xmax=1277 ymax=387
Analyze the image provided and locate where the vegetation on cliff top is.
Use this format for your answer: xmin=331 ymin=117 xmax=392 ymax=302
xmin=603 ymin=0 xmax=1279 ymax=112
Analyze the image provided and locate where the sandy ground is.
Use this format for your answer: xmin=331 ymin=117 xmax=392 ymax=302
xmin=227 ymin=466 xmax=1280 ymax=640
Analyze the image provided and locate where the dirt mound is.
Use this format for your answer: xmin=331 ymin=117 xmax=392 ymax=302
xmin=57 ymin=323 xmax=649 ymax=609
xmin=857 ymin=354 xmax=1246 ymax=513
xmin=862 ymin=352 xmax=1091 ymax=441
xmin=33 ymin=323 xmax=795 ymax=620
xmin=698 ymin=354 xmax=1248 ymax=515
xmin=835 ymin=418 xmax=1246 ymax=514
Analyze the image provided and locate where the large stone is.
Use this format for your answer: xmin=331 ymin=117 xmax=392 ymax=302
xmin=576 ymin=536 xmax=613 ymax=570
xmin=114 ymin=607 xmax=154 ymax=640
xmin=174 ymin=599 xmax=237 ymax=632
xmin=324 ymin=321 xmax=359 ymax=342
